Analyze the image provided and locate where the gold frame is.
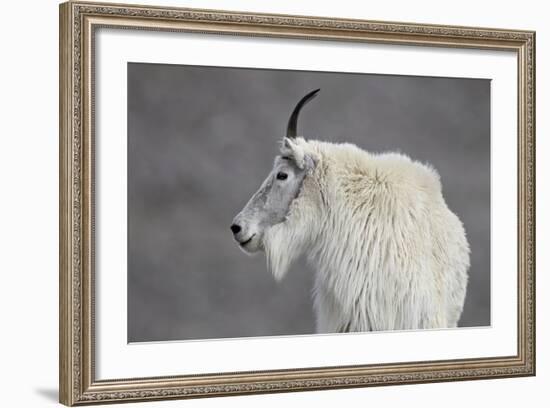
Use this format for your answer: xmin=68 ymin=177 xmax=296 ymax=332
xmin=59 ymin=1 xmax=536 ymax=405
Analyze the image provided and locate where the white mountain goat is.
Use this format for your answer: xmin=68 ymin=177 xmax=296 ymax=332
xmin=231 ymin=89 xmax=470 ymax=332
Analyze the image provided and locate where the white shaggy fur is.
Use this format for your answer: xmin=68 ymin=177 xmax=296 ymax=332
xmin=263 ymin=137 xmax=470 ymax=332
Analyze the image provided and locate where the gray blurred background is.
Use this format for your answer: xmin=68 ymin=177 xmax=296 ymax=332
xmin=127 ymin=62 xmax=490 ymax=342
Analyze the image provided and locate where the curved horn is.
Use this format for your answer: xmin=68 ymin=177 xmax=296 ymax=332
xmin=286 ymin=88 xmax=320 ymax=139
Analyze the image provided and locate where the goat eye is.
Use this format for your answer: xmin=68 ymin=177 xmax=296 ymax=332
xmin=276 ymin=172 xmax=288 ymax=181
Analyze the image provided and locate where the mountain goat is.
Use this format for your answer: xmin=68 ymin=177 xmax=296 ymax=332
xmin=231 ymin=89 xmax=470 ymax=333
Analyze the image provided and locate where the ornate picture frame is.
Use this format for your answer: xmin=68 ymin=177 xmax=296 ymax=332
xmin=59 ymin=1 xmax=535 ymax=405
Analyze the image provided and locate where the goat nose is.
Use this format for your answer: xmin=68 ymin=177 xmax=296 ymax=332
xmin=230 ymin=224 xmax=241 ymax=235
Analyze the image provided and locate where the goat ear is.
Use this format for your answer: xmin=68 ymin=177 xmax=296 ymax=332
xmin=281 ymin=137 xmax=295 ymax=152
xmin=281 ymin=137 xmax=306 ymax=169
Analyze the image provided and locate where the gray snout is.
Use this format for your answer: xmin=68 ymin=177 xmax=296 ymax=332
xmin=229 ymin=213 xmax=246 ymax=243
xmin=230 ymin=213 xmax=257 ymax=249
xmin=230 ymin=214 xmax=247 ymax=243
xmin=231 ymin=196 xmax=264 ymax=253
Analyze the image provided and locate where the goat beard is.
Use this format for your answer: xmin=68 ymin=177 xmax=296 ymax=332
xmin=263 ymin=220 xmax=309 ymax=282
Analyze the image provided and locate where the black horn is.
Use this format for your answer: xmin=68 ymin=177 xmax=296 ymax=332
xmin=286 ymin=88 xmax=320 ymax=139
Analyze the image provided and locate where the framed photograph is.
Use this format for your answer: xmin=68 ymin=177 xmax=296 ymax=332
xmin=59 ymin=1 xmax=536 ymax=405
